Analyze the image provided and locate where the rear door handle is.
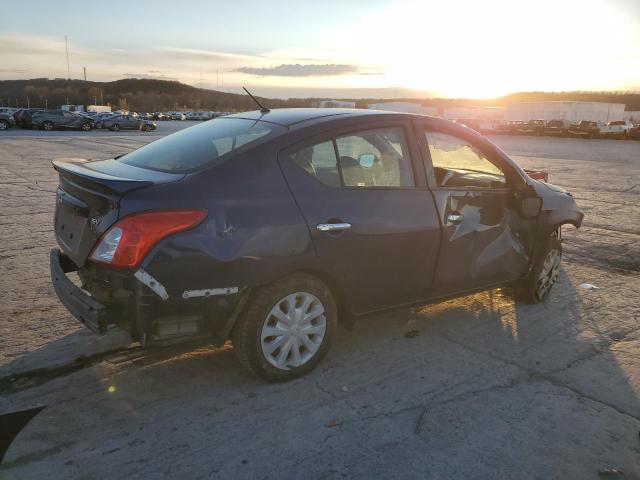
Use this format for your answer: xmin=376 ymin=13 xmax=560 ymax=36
xmin=316 ymin=222 xmax=352 ymax=232
xmin=447 ymin=213 xmax=464 ymax=224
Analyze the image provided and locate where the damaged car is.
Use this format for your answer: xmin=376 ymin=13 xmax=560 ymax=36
xmin=50 ymin=109 xmax=583 ymax=381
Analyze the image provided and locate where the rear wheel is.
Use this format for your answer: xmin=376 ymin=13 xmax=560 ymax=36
xmin=232 ymin=273 xmax=337 ymax=382
xmin=143 ymin=124 xmax=151 ymax=131
xmin=42 ymin=121 xmax=54 ymax=131
xmin=514 ymin=235 xmax=562 ymax=303
xmin=81 ymin=122 xmax=91 ymax=131
xmin=0 ymin=120 xmax=8 ymax=131
xmin=110 ymin=124 xmax=120 ymax=132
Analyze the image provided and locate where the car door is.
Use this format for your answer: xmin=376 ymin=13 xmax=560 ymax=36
xmin=279 ymin=121 xmax=441 ymax=314
xmin=416 ymin=122 xmax=537 ymax=295
xmin=61 ymin=111 xmax=76 ymax=128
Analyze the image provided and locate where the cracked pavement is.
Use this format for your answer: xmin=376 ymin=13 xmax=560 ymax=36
xmin=0 ymin=129 xmax=639 ymax=479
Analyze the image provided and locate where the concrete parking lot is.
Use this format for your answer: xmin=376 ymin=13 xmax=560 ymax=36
xmin=0 ymin=126 xmax=639 ymax=479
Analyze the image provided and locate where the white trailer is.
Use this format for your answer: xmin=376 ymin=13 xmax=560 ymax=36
xmin=505 ymin=102 xmax=625 ymax=123
xmin=87 ymin=105 xmax=112 ymax=113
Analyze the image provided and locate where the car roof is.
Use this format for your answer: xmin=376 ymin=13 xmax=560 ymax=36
xmin=225 ymin=108 xmax=391 ymax=127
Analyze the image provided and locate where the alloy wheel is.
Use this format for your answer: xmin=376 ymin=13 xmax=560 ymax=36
xmin=260 ymin=292 xmax=327 ymax=370
xmin=536 ymin=248 xmax=561 ymax=300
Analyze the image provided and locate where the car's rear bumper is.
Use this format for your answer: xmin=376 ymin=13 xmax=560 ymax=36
xmin=50 ymin=248 xmax=109 ymax=334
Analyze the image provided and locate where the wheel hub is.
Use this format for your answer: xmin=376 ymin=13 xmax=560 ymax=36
xmin=536 ymin=248 xmax=561 ymax=299
xmin=260 ymin=292 xmax=326 ymax=370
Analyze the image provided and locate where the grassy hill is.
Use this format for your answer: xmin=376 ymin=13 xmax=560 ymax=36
xmin=1 ymin=78 xmax=639 ymax=112
xmin=0 ymin=78 xmax=311 ymax=112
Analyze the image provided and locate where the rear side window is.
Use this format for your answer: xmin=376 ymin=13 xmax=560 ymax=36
xmin=336 ymin=127 xmax=414 ymax=187
xmin=120 ymin=118 xmax=279 ymax=173
xmin=289 ymin=126 xmax=415 ymax=188
xmin=290 ymin=140 xmax=340 ymax=187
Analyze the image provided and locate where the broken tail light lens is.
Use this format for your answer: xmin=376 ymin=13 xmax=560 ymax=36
xmin=89 ymin=209 xmax=207 ymax=268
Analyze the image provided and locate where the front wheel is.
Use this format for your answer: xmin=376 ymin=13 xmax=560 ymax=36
xmin=110 ymin=124 xmax=120 ymax=131
xmin=514 ymin=235 xmax=562 ymax=303
xmin=232 ymin=273 xmax=337 ymax=382
xmin=81 ymin=122 xmax=91 ymax=131
xmin=42 ymin=121 xmax=54 ymax=131
xmin=0 ymin=120 xmax=9 ymax=131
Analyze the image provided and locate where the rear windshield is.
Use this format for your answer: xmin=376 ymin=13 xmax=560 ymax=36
xmin=119 ymin=118 xmax=280 ymax=173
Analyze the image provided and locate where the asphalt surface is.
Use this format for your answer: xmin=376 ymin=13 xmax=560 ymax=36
xmin=0 ymin=126 xmax=639 ymax=479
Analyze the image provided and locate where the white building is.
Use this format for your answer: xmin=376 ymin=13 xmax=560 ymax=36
xmin=316 ymin=99 xmax=356 ymax=108
xmin=367 ymin=101 xmax=438 ymax=116
xmin=443 ymin=106 xmax=504 ymax=120
xmin=505 ymin=102 xmax=625 ymax=123
xmin=622 ymin=111 xmax=640 ymax=123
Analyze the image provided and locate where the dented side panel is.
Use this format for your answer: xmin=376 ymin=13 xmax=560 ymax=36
xmin=118 ymin=145 xmax=317 ymax=296
xmin=430 ymin=189 xmax=535 ymax=294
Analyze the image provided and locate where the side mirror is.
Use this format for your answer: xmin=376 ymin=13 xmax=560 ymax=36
xmin=358 ymin=153 xmax=375 ymax=168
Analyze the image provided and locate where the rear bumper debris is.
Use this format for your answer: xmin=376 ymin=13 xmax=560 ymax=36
xmin=50 ymin=248 xmax=109 ymax=334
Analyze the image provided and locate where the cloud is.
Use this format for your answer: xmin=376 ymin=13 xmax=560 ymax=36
xmin=236 ymin=64 xmax=358 ymax=77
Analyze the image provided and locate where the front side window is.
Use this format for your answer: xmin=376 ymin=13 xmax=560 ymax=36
xmin=335 ymin=127 xmax=414 ymax=187
xmin=425 ymin=130 xmax=506 ymax=189
xmin=120 ymin=118 xmax=280 ymax=173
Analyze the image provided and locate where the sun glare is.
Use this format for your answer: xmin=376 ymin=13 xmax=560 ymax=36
xmin=328 ymin=0 xmax=639 ymax=98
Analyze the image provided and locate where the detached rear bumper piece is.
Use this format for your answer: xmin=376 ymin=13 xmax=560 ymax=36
xmin=50 ymin=248 xmax=108 ymax=334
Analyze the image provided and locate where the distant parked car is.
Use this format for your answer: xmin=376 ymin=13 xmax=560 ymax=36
xmin=628 ymin=125 xmax=640 ymax=140
xmin=92 ymin=112 xmax=116 ymax=128
xmin=599 ymin=120 xmax=634 ymax=139
xmin=102 ymin=114 xmax=157 ymax=131
xmin=13 ymin=108 xmax=47 ymax=128
xmin=0 ymin=111 xmax=16 ymax=130
xmin=152 ymin=112 xmax=170 ymax=121
xmin=495 ymin=120 xmax=525 ymax=135
xmin=519 ymin=119 xmax=546 ymax=136
xmin=171 ymin=112 xmax=187 ymax=121
xmin=568 ymin=120 xmax=600 ymax=139
xmin=544 ymin=119 xmax=571 ymax=137
xmin=32 ymin=110 xmax=94 ymax=131
xmin=0 ymin=107 xmax=18 ymax=115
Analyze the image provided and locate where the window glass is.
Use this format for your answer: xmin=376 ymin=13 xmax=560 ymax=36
xmin=120 ymin=118 xmax=280 ymax=173
xmin=425 ymin=131 xmax=506 ymax=188
xmin=335 ymin=127 xmax=414 ymax=187
xmin=289 ymin=140 xmax=340 ymax=187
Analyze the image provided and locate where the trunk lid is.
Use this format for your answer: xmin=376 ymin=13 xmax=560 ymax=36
xmin=52 ymin=158 xmax=185 ymax=267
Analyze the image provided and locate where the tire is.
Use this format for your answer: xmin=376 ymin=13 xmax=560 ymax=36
xmin=81 ymin=122 xmax=91 ymax=131
xmin=232 ymin=273 xmax=337 ymax=382
xmin=42 ymin=121 xmax=54 ymax=131
xmin=111 ymin=124 xmax=120 ymax=132
xmin=514 ymin=235 xmax=562 ymax=304
xmin=143 ymin=124 xmax=151 ymax=131
xmin=0 ymin=120 xmax=8 ymax=131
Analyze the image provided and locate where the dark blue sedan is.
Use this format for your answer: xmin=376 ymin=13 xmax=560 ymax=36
xmin=50 ymin=108 xmax=583 ymax=381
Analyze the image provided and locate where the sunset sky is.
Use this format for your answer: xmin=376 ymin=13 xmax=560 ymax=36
xmin=2 ymin=0 xmax=639 ymax=98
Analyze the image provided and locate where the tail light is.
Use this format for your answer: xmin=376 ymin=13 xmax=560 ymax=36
xmin=90 ymin=209 xmax=207 ymax=268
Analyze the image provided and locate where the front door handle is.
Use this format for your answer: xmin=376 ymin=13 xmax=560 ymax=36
xmin=447 ymin=213 xmax=464 ymax=224
xmin=316 ymin=222 xmax=352 ymax=232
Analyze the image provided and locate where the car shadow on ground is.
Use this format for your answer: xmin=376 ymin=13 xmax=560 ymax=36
xmin=3 ymin=267 xmax=639 ymax=478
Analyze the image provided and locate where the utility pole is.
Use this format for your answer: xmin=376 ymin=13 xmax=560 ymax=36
xmin=45 ymin=99 xmax=48 ymax=109
xmin=27 ymin=96 xmax=30 ymax=108
xmin=65 ymin=35 xmax=70 ymax=80
xmin=83 ymin=66 xmax=86 ymax=81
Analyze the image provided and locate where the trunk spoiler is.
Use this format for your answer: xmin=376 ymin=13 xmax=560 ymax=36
xmin=52 ymin=158 xmax=184 ymax=195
